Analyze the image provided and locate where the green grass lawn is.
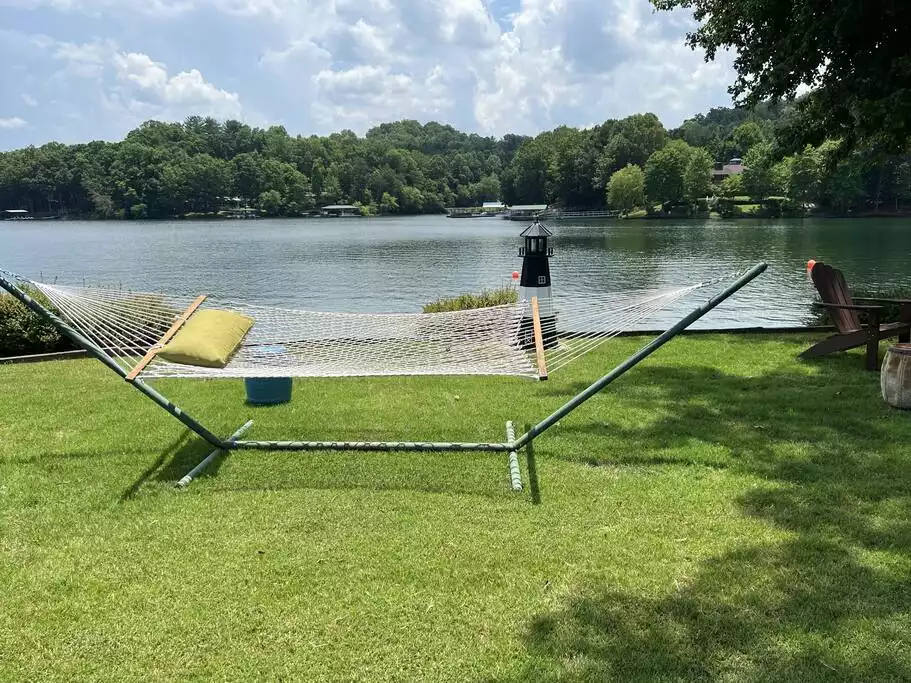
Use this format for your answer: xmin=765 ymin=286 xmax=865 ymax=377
xmin=2 ymin=334 xmax=910 ymax=681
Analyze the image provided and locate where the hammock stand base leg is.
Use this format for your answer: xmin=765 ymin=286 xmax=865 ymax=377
xmin=506 ymin=421 xmax=523 ymax=492
xmin=177 ymin=420 xmax=255 ymax=488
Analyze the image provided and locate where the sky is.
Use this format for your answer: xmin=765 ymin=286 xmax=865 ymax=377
xmin=0 ymin=0 xmax=736 ymax=150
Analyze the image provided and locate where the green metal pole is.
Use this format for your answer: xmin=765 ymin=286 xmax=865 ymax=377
xmin=512 ymin=262 xmax=768 ymax=449
xmin=0 ymin=270 xmax=226 ymax=450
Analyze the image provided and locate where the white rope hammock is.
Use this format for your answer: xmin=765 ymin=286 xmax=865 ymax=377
xmin=14 ymin=273 xmax=725 ymax=381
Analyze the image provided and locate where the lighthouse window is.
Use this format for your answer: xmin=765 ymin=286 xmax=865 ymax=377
xmin=537 ymin=275 xmax=547 ymax=285
xmin=528 ymin=239 xmax=537 ymax=253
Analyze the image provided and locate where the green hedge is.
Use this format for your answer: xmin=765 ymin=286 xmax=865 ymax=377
xmin=0 ymin=289 xmax=74 ymax=357
xmin=423 ymin=287 xmax=518 ymax=313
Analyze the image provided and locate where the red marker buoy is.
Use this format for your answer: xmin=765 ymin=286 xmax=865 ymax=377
xmin=511 ymin=271 xmax=520 ymax=280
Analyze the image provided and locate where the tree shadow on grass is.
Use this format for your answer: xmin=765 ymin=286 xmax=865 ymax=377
xmin=552 ymin=357 xmax=903 ymax=472
xmin=505 ymin=538 xmax=910 ymax=681
xmin=550 ymin=359 xmax=911 ymax=553
xmin=502 ymin=353 xmax=911 ymax=680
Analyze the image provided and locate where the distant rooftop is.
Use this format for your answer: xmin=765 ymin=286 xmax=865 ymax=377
xmin=482 ymin=201 xmax=505 ymax=209
xmin=321 ymin=204 xmax=357 ymax=210
xmin=3 ymin=209 xmax=29 ymax=214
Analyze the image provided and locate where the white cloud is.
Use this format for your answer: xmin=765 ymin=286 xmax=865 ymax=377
xmin=0 ymin=117 xmax=28 ymax=129
xmin=0 ymin=0 xmax=280 ymax=16
xmin=21 ymin=94 xmax=38 ymax=106
xmin=0 ymin=0 xmax=738 ymax=147
xmin=110 ymin=52 xmax=242 ymax=119
xmin=471 ymin=0 xmax=734 ymax=134
xmin=49 ymin=40 xmax=244 ymax=122
xmin=0 ymin=0 xmax=193 ymax=15
xmin=258 ymin=0 xmax=733 ymax=135
xmin=311 ymin=64 xmax=451 ymax=130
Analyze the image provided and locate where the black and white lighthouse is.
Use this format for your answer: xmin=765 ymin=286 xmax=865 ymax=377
xmin=518 ymin=219 xmax=557 ymax=350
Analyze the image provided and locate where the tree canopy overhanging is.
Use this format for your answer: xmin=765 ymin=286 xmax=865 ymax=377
xmin=652 ymin=0 xmax=911 ymax=153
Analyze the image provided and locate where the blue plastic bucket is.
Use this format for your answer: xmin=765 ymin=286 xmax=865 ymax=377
xmin=244 ymin=345 xmax=292 ymax=405
xmin=244 ymin=377 xmax=293 ymax=405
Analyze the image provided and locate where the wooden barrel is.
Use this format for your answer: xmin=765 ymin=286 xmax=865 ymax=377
xmin=881 ymin=344 xmax=911 ymax=409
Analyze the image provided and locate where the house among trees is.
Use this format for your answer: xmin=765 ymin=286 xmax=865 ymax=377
xmin=712 ymin=158 xmax=744 ymax=182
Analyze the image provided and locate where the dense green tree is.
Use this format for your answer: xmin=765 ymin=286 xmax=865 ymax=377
xmin=645 ymin=140 xmax=694 ymax=204
xmin=545 ymin=127 xmax=587 ymax=206
xmin=258 ymin=189 xmax=283 ymax=216
xmin=719 ymin=173 xmax=745 ymax=198
xmin=467 ymin=175 xmax=501 ymax=205
xmin=399 ymin=186 xmax=425 ymax=214
xmin=683 ymin=148 xmax=714 ymax=200
xmin=232 ymin=152 xmax=266 ymax=200
xmin=817 ymin=140 xmax=866 ymax=212
xmin=309 ymin=160 xmax=325 ymax=199
xmin=741 ymin=142 xmax=778 ymax=200
xmin=888 ymin=159 xmax=911 ymax=211
xmin=505 ymin=139 xmax=549 ymax=204
xmin=785 ymin=145 xmax=822 ymax=205
xmin=319 ymin=175 xmax=342 ymax=205
xmin=670 ymin=103 xmax=784 ymax=161
xmin=162 ymin=154 xmax=231 ymax=213
xmin=607 ymin=164 xmax=646 ymax=214
xmin=379 ymin=191 xmax=399 ymax=214
xmin=728 ymin=121 xmax=766 ymax=158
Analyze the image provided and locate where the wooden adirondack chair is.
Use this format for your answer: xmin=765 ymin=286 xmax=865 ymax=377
xmin=800 ymin=262 xmax=911 ymax=370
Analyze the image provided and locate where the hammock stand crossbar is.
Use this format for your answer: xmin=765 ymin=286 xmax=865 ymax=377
xmin=0 ymin=263 xmax=767 ymax=491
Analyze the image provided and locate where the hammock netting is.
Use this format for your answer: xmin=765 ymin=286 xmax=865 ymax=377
xmin=6 ymin=271 xmax=729 ymax=380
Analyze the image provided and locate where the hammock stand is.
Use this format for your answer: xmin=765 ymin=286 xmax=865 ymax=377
xmin=0 ymin=263 xmax=766 ymax=490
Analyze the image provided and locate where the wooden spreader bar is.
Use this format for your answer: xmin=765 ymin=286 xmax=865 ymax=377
xmin=126 ymin=295 xmax=207 ymax=382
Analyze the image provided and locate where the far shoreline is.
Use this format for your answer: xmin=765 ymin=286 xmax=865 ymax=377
xmin=6 ymin=210 xmax=911 ymax=223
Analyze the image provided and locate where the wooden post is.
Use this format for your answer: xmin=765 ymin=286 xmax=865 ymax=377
xmin=126 ymin=295 xmax=207 ymax=382
xmin=531 ymin=296 xmax=548 ymax=380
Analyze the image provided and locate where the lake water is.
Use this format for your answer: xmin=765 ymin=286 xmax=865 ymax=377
xmin=2 ymin=216 xmax=909 ymax=329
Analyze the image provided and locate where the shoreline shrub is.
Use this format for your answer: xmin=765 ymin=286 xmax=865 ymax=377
xmin=423 ymin=287 xmax=518 ymax=313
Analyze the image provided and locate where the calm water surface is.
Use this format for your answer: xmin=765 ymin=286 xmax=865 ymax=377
xmin=2 ymin=216 xmax=909 ymax=328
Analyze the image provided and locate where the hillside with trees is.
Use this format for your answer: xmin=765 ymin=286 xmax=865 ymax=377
xmin=1 ymin=105 xmax=909 ymax=220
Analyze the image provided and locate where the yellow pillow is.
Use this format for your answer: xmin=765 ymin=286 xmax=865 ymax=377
xmin=157 ymin=309 xmax=254 ymax=368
